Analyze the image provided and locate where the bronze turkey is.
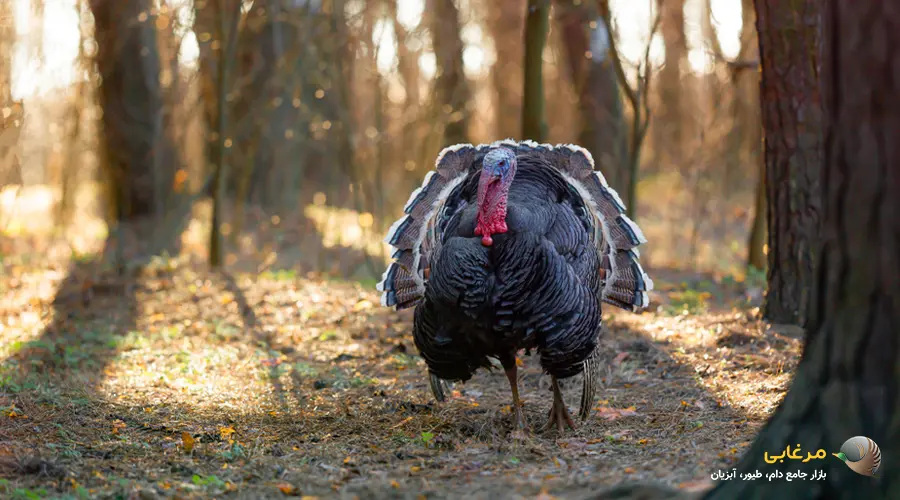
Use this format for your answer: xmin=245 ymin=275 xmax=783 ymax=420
xmin=378 ymin=140 xmax=652 ymax=433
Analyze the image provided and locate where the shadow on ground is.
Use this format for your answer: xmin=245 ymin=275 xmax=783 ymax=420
xmin=0 ymin=264 xmax=801 ymax=499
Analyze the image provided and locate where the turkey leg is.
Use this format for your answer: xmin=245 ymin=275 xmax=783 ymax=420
xmin=504 ymin=364 xmax=528 ymax=432
xmin=542 ymin=376 xmax=576 ymax=434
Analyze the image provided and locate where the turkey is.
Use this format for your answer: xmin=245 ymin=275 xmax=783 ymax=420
xmin=377 ymin=140 xmax=652 ymax=434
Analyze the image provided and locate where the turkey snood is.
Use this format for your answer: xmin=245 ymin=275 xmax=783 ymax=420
xmin=474 ymin=148 xmax=517 ymax=246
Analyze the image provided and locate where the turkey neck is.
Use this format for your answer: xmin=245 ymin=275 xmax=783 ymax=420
xmin=475 ymin=170 xmax=514 ymax=247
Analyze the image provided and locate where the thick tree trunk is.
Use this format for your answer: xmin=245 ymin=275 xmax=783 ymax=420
xmin=487 ymin=0 xmax=525 ymax=139
xmin=90 ymin=0 xmax=169 ymax=222
xmin=522 ymin=0 xmax=550 ymax=142
xmin=429 ymin=0 xmax=469 ymax=145
xmin=654 ymin=0 xmax=687 ymax=166
xmin=756 ymin=0 xmax=822 ymax=325
xmin=594 ymin=3 xmax=900 ymax=499
xmin=556 ymin=0 xmax=628 ymax=199
xmin=706 ymin=2 xmax=900 ymax=497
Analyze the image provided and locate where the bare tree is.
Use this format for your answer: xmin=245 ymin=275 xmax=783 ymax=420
xmin=756 ymin=0 xmax=822 ymax=325
xmin=556 ymin=0 xmax=628 ymax=198
xmin=89 ymin=0 xmax=177 ymax=258
xmin=654 ymin=0 xmax=687 ymax=165
xmin=705 ymin=1 xmax=899 ymax=495
xmin=208 ymin=0 xmax=243 ymax=267
xmin=0 ymin=1 xmax=11 ymax=107
xmin=733 ymin=0 xmax=766 ymax=271
xmin=595 ymin=2 xmax=899 ymax=498
xmin=429 ymin=0 xmax=470 ymax=145
xmin=487 ymin=0 xmax=526 ymax=139
xmin=522 ymin=0 xmax=550 ymax=141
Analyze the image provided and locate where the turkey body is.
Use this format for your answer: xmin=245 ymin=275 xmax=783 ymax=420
xmin=378 ymin=140 xmax=652 ymax=434
xmin=413 ymin=156 xmax=603 ymax=382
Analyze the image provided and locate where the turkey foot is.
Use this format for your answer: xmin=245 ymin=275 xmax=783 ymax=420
xmin=541 ymin=376 xmax=576 ymax=434
xmin=504 ymin=365 xmax=529 ymax=438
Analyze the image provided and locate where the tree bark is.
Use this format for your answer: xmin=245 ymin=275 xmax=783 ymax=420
xmin=741 ymin=0 xmax=766 ymax=271
xmin=429 ymin=0 xmax=469 ymax=145
xmin=593 ymin=3 xmax=900 ymax=499
xmin=654 ymin=0 xmax=687 ymax=165
xmin=208 ymin=0 xmax=243 ymax=268
xmin=705 ymin=2 xmax=900 ymax=496
xmin=487 ymin=0 xmax=525 ymax=140
xmin=89 ymin=0 xmax=169 ymax=222
xmin=522 ymin=0 xmax=550 ymax=142
xmin=556 ymin=0 xmax=628 ymax=199
xmin=756 ymin=0 xmax=822 ymax=325
xmin=0 ymin=0 xmax=12 ymax=106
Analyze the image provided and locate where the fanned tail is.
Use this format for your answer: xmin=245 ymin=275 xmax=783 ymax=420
xmin=509 ymin=141 xmax=653 ymax=312
xmin=378 ymin=139 xmax=653 ymax=313
xmin=378 ymin=143 xmax=485 ymax=309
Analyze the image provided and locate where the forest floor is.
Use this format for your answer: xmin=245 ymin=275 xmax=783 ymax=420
xmin=0 ymin=250 xmax=804 ymax=499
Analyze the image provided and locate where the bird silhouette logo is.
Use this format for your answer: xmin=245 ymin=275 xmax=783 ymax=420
xmin=833 ymin=436 xmax=881 ymax=477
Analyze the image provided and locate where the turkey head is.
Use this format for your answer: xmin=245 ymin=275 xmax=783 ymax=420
xmin=475 ymin=148 xmax=517 ymax=246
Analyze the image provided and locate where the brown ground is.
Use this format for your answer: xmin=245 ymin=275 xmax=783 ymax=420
xmin=0 ymin=256 xmax=801 ymax=499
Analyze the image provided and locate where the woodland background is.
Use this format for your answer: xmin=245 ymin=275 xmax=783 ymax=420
xmin=0 ymin=0 xmax=767 ymax=284
xmin=3 ymin=0 xmax=881 ymax=499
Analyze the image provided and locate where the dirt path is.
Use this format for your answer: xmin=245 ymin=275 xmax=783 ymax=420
xmin=0 ymin=265 xmax=800 ymax=499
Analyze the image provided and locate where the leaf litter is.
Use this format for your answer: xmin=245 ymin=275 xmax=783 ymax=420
xmin=0 ymin=261 xmax=801 ymax=498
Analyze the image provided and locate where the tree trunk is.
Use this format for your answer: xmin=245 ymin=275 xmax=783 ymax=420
xmin=208 ymin=0 xmax=243 ymax=268
xmin=487 ymin=0 xmax=525 ymax=139
xmin=756 ymin=0 xmax=822 ymax=325
xmin=522 ymin=0 xmax=550 ymax=142
xmin=654 ymin=0 xmax=687 ymax=166
xmin=429 ymin=0 xmax=469 ymax=145
xmin=741 ymin=0 xmax=766 ymax=271
xmin=0 ymin=0 xmax=12 ymax=106
xmin=556 ymin=0 xmax=628 ymax=199
xmin=705 ymin=2 xmax=900 ymax=496
xmin=593 ymin=3 xmax=899 ymax=499
xmin=89 ymin=0 xmax=169 ymax=222
xmin=747 ymin=162 xmax=767 ymax=270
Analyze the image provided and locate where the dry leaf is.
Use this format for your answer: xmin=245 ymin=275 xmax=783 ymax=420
xmin=112 ymin=419 xmax=126 ymax=434
xmin=390 ymin=480 xmax=400 ymax=488
xmin=613 ymin=352 xmax=629 ymax=364
xmin=182 ymin=431 xmax=195 ymax=453
xmin=596 ymin=406 xmax=638 ymax=421
xmin=352 ymin=299 xmax=373 ymax=312
xmin=277 ymin=483 xmax=298 ymax=496
xmin=219 ymin=426 xmax=236 ymax=440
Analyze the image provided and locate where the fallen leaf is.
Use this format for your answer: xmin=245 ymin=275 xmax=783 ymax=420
xmin=352 ymin=299 xmax=373 ymax=312
xmin=391 ymin=480 xmax=400 ymax=488
xmin=277 ymin=483 xmax=298 ymax=496
xmin=112 ymin=419 xmax=126 ymax=434
xmin=613 ymin=352 xmax=629 ymax=364
xmin=624 ymin=467 xmax=635 ymax=474
xmin=596 ymin=406 xmax=638 ymax=421
xmin=219 ymin=426 xmax=236 ymax=441
xmin=182 ymin=432 xmax=195 ymax=453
